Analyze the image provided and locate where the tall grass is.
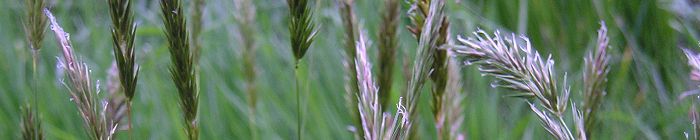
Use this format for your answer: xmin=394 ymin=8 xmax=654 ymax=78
xmin=107 ymin=0 xmax=139 ymax=137
xmin=160 ymin=0 xmax=199 ymax=139
xmin=22 ymin=0 xmax=47 ymax=139
xmin=287 ymin=0 xmax=317 ymax=139
xmin=45 ymin=9 xmax=115 ymax=140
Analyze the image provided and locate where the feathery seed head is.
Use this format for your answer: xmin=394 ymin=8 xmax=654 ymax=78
xmin=454 ymin=30 xmax=569 ymax=115
xmin=45 ymin=9 xmax=114 ymax=140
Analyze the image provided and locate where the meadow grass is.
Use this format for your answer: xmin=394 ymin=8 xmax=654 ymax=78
xmin=0 ymin=0 xmax=698 ymax=139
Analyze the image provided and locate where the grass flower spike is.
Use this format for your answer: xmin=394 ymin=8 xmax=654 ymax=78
xmin=582 ymin=21 xmax=610 ymax=137
xmin=404 ymin=0 xmax=447 ymax=134
xmin=160 ymin=0 xmax=199 ymax=139
xmin=355 ymin=30 xmax=410 ymax=140
xmin=454 ymin=30 xmax=584 ymax=140
xmin=45 ymin=9 xmax=115 ymax=140
xmin=107 ymin=0 xmax=139 ymax=136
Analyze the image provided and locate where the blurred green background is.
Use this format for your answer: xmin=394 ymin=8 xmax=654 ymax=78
xmin=1 ymin=0 xmax=698 ymax=139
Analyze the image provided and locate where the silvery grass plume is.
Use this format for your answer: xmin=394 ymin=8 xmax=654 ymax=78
xmin=190 ymin=0 xmax=204 ymax=64
xmin=21 ymin=104 xmax=43 ymax=140
xmin=407 ymin=0 xmax=450 ymax=132
xmin=404 ymin=0 xmax=447 ymax=134
xmin=354 ymin=30 xmax=409 ymax=140
xmin=378 ymin=0 xmax=400 ymax=109
xmin=453 ymin=30 xmax=585 ymax=140
xmin=682 ymin=46 xmax=700 ymax=140
xmin=23 ymin=0 xmax=48 ymax=139
xmin=160 ymin=0 xmax=199 ymax=139
xmin=107 ymin=0 xmax=139 ymax=135
xmin=288 ymin=0 xmax=317 ymax=139
xmin=45 ymin=9 xmax=116 ymax=140
xmin=582 ymin=21 xmax=610 ymax=137
xmin=233 ymin=0 xmax=259 ymax=138
xmin=338 ymin=0 xmax=364 ymax=137
xmin=435 ymin=57 xmax=465 ymax=140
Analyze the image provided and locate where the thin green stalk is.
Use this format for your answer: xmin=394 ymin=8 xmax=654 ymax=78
xmin=287 ymin=0 xmax=316 ymax=139
xmin=295 ymin=60 xmax=301 ymax=140
xmin=31 ymin=50 xmax=40 ymax=140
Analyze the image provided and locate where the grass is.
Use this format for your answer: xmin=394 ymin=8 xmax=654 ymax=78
xmin=106 ymin=0 xmax=139 ymax=138
xmin=21 ymin=0 xmax=47 ymax=139
xmin=45 ymin=9 xmax=115 ymax=140
xmin=354 ymin=29 xmax=409 ymax=140
xmin=287 ymin=0 xmax=317 ymax=139
xmin=582 ymin=21 xmax=610 ymax=138
xmin=1 ymin=0 xmax=699 ymax=139
xmin=232 ymin=0 xmax=259 ymax=138
xmin=404 ymin=0 xmax=447 ymax=136
xmin=377 ymin=0 xmax=399 ymax=110
xmin=160 ymin=0 xmax=199 ymax=139
xmin=337 ymin=0 xmax=362 ymax=136
xmin=454 ymin=29 xmax=583 ymax=139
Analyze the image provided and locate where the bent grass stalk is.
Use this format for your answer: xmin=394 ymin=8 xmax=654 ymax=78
xmin=453 ymin=30 xmax=586 ymax=140
xmin=287 ymin=0 xmax=317 ymax=139
xmin=45 ymin=9 xmax=116 ymax=140
xmin=160 ymin=0 xmax=199 ymax=139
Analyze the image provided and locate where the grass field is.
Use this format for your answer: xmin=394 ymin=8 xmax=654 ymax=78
xmin=0 ymin=0 xmax=698 ymax=139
